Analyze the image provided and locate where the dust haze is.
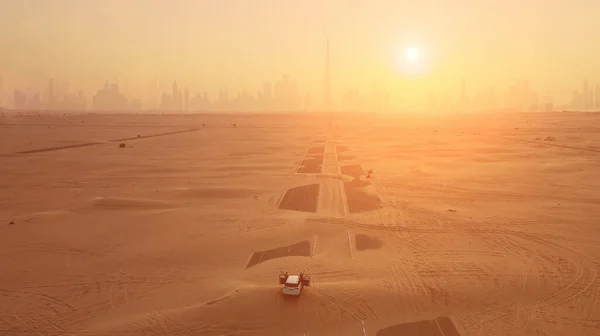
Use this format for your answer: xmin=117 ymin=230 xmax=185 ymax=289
xmin=2 ymin=1 xmax=600 ymax=335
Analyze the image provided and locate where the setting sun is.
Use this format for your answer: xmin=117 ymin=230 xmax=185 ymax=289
xmin=2 ymin=2 xmax=600 ymax=335
xmin=405 ymin=47 xmax=420 ymax=63
xmin=396 ymin=44 xmax=430 ymax=77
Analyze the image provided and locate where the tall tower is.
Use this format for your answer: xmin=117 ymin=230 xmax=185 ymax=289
xmin=324 ymin=38 xmax=332 ymax=111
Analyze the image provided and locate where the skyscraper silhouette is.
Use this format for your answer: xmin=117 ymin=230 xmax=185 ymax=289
xmin=323 ymin=38 xmax=332 ymax=111
xmin=48 ymin=79 xmax=55 ymax=109
xmin=172 ymin=81 xmax=178 ymax=111
xmin=583 ymin=78 xmax=592 ymax=110
xmin=184 ymin=86 xmax=189 ymax=112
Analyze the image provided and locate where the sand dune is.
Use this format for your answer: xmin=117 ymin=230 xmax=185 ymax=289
xmin=1 ymin=112 xmax=600 ymax=335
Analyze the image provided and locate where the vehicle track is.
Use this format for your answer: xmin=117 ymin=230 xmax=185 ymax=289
xmin=461 ymin=219 xmax=598 ymax=332
xmin=1 ymin=267 xmax=200 ymax=335
xmin=342 ymin=140 xmax=600 ymax=333
xmin=337 ymin=145 xmax=456 ymax=315
xmin=14 ymin=129 xmax=200 ymax=155
xmin=379 ymin=180 xmax=600 ymax=205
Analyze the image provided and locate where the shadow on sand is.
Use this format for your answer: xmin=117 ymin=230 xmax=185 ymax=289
xmin=297 ymin=155 xmax=323 ymax=173
xmin=344 ymin=178 xmax=382 ymax=213
xmin=278 ymin=184 xmax=319 ymax=212
xmin=246 ymin=240 xmax=312 ymax=269
xmin=355 ymin=234 xmax=383 ymax=251
xmin=308 ymin=146 xmax=325 ymax=154
xmin=341 ymin=164 xmax=364 ymax=178
xmin=336 ymin=145 xmax=349 ymax=153
xmin=377 ymin=316 xmax=461 ymax=336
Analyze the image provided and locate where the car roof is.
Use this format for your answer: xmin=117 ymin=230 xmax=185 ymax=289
xmin=286 ymin=275 xmax=300 ymax=284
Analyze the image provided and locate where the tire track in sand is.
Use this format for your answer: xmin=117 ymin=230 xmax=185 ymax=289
xmin=339 ymin=145 xmax=449 ymax=314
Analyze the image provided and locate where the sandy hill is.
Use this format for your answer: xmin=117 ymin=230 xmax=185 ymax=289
xmin=1 ymin=112 xmax=599 ymax=336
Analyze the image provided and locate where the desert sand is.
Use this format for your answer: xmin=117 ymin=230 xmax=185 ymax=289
xmin=1 ymin=111 xmax=600 ymax=336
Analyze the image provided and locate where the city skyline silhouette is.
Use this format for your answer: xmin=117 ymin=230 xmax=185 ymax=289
xmin=3 ymin=2 xmax=600 ymax=336
xmin=2 ymin=0 xmax=600 ymax=113
xmin=2 ymin=35 xmax=599 ymax=113
xmin=2 ymin=73 xmax=600 ymax=114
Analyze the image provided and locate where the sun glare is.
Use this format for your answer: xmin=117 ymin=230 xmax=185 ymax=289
xmin=405 ymin=47 xmax=419 ymax=62
xmin=395 ymin=44 xmax=431 ymax=77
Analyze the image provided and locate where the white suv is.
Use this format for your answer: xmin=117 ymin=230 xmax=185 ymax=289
xmin=279 ymin=272 xmax=311 ymax=296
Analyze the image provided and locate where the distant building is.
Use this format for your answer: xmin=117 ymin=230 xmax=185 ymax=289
xmin=92 ymin=82 xmax=128 ymax=111
xmin=184 ymin=87 xmax=189 ymax=112
xmin=13 ymin=89 xmax=27 ymax=110
xmin=48 ymin=78 xmax=55 ymax=109
xmin=28 ymin=93 xmax=42 ymax=110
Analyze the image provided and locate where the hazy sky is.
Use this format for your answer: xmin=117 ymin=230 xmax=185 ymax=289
xmin=1 ymin=0 xmax=599 ymax=101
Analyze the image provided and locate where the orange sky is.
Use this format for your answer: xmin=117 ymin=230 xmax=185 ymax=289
xmin=1 ymin=0 xmax=599 ymax=104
